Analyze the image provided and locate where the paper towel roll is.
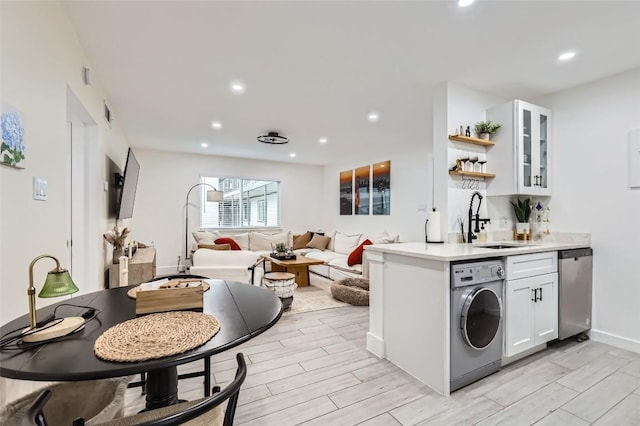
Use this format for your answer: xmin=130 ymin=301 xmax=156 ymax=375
xmin=426 ymin=210 xmax=442 ymax=242
xmin=119 ymin=256 xmax=129 ymax=287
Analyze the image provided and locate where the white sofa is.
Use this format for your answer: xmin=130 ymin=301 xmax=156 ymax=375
xmin=190 ymin=249 xmax=264 ymax=285
xmin=302 ymin=230 xmax=399 ymax=281
xmin=191 ymin=229 xmax=399 ymax=282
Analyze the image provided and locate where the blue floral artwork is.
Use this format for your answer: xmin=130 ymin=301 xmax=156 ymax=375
xmin=1 ymin=102 xmax=26 ymax=168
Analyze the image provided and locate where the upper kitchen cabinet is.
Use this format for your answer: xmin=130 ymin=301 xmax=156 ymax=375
xmin=486 ymin=100 xmax=552 ymax=196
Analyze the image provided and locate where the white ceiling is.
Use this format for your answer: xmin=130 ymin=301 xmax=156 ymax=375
xmin=62 ymin=1 xmax=640 ymax=165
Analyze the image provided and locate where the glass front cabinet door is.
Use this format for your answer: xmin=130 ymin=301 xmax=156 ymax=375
xmin=518 ymin=101 xmax=552 ymax=196
xmin=486 ymin=99 xmax=552 ymax=196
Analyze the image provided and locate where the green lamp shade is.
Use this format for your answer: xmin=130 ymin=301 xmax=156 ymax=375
xmin=38 ymin=269 xmax=79 ymax=298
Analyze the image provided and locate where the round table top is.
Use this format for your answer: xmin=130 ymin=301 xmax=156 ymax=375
xmin=263 ymin=272 xmax=296 ymax=281
xmin=0 ymin=280 xmax=282 ymax=381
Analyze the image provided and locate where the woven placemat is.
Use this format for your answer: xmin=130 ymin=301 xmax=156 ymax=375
xmin=127 ymin=279 xmax=210 ymax=299
xmin=94 ymin=311 xmax=220 ymax=362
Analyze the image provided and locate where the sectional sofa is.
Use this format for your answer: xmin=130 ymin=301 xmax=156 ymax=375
xmin=191 ymin=229 xmax=399 ymax=281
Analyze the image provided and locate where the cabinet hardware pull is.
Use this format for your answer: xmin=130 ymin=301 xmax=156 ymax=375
xmin=531 ymin=288 xmax=537 ymax=302
xmin=539 ymin=287 xmax=543 ymax=301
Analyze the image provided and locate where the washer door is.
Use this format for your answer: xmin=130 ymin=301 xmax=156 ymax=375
xmin=460 ymin=287 xmax=502 ymax=350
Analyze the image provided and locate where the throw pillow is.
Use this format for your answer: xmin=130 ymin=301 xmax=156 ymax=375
xmin=214 ymin=237 xmax=241 ymax=250
xmin=192 ymin=230 xmax=220 ymax=244
xmin=333 ymin=232 xmax=362 ymax=255
xmin=347 ymin=239 xmax=372 ymax=266
xmin=306 ymin=234 xmax=331 ymax=251
xmin=197 ymin=243 xmax=231 ymax=250
xmin=249 ymin=231 xmax=291 ymax=251
xmin=292 ymin=231 xmax=312 ymax=250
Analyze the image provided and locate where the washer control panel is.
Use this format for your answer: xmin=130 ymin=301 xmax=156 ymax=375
xmin=451 ymin=259 xmax=505 ymax=288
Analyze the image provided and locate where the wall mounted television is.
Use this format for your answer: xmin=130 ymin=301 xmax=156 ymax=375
xmin=114 ymin=148 xmax=140 ymax=220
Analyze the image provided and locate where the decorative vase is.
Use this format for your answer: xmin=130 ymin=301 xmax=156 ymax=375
xmin=112 ymin=247 xmax=124 ymax=264
xmin=515 ymin=222 xmax=530 ymax=234
xmin=479 ymin=132 xmax=491 ymax=140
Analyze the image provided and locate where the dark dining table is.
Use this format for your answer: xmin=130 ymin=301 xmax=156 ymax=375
xmin=0 ymin=280 xmax=282 ymax=410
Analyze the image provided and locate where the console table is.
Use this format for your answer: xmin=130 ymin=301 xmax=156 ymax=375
xmin=108 ymin=247 xmax=156 ymax=288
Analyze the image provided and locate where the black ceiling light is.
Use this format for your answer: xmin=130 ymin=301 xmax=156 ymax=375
xmin=257 ymin=131 xmax=289 ymax=145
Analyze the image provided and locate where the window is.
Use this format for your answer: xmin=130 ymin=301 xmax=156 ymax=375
xmin=200 ymin=177 xmax=280 ymax=229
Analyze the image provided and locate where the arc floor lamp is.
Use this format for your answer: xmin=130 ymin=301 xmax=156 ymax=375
xmin=185 ymin=183 xmax=224 ymax=262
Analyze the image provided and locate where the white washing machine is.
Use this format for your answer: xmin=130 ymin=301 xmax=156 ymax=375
xmin=450 ymin=258 xmax=504 ymax=392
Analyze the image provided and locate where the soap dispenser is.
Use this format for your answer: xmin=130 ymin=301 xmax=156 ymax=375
xmin=477 ymin=224 xmax=487 ymax=242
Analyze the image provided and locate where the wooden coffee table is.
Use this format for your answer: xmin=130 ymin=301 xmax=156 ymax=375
xmin=264 ymin=255 xmax=324 ymax=287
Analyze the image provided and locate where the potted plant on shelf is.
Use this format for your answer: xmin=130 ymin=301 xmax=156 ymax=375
xmin=474 ymin=120 xmax=502 ymax=140
xmin=510 ymin=197 xmax=532 ymax=235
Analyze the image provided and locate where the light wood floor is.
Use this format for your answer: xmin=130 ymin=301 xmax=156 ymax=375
xmin=124 ymin=306 xmax=640 ymax=425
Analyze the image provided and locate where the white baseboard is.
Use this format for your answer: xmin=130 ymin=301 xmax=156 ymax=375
xmin=590 ymin=329 xmax=640 ymax=353
xmin=366 ymin=332 xmax=385 ymax=358
xmin=157 ymin=265 xmax=179 ymax=276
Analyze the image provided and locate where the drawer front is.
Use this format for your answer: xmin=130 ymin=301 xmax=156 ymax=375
xmin=507 ymin=251 xmax=558 ymax=280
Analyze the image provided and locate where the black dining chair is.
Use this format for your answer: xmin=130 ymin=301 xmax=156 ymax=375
xmin=26 ymin=352 xmax=247 ymax=426
xmin=127 ymin=273 xmax=214 ymax=397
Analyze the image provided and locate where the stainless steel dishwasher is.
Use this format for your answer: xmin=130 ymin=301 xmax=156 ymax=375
xmin=558 ymin=248 xmax=593 ymax=340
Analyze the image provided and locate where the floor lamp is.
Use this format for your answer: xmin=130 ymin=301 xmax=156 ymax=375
xmin=185 ymin=183 xmax=224 ymax=262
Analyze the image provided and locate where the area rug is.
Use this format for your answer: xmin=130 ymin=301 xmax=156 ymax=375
xmin=284 ymin=273 xmax=349 ymax=315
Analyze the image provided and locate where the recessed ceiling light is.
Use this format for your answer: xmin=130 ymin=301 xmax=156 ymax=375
xmin=458 ymin=0 xmax=475 ymax=7
xmin=367 ymin=112 xmax=380 ymax=123
xmin=200 ymin=142 xmax=208 ymax=148
xmin=319 ymin=137 xmax=328 ymax=144
xmin=289 ymin=153 xmax=296 ymax=158
xmin=211 ymin=121 xmax=222 ymax=129
xmin=558 ymin=51 xmax=576 ymax=62
xmin=230 ymin=81 xmax=246 ymax=94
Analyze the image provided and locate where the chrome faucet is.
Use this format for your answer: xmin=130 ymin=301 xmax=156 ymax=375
xmin=467 ymin=191 xmax=490 ymax=243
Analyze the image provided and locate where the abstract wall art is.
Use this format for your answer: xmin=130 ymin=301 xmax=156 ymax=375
xmin=339 ymin=169 xmax=353 ymax=215
xmin=372 ymin=160 xmax=390 ymax=215
xmin=355 ymin=165 xmax=370 ymax=215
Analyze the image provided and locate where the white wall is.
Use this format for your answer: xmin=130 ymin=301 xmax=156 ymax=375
xmin=1 ymin=2 xmax=130 ymax=325
xmin=539 ymin=67 xmax=640 ymax=351
xmin=322 ymin=135 xmax=431 ymax=242
xmin=132 ymin=149 xmax=325 ymax=273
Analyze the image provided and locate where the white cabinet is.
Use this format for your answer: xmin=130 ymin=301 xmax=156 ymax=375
xmin=486 ymin=100 xmax=552 ymax=196
xmin=505 ymin=252 xmax=558 ymax=357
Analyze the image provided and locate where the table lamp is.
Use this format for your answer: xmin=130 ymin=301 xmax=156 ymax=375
xmin=23 ymin=254 xmax=84 ymax=343
xmin=185 ymin=183 xmax=224 ymax=261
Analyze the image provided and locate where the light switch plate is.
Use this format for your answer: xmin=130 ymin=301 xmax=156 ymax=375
xmin=33 ymin=177 xmax=47 ymax=201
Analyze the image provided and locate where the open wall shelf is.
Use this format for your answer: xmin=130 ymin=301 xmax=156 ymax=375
xmin=448 ymin=135 xmax=496 ymax=147
xmin=449 ymin=170 xmax=496 ymax=178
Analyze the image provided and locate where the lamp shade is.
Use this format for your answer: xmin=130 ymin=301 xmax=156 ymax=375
xmin=38 ymin=268 xmax=79 ymax=298
xmin=206 ymin=190 xmax=224 ymax=202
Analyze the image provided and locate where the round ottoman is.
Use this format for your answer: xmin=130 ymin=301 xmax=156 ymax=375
xmin=263 ymin=272 xmax=297 ymax=311
xmin=331 ymin=278 xmax=369 ymax=306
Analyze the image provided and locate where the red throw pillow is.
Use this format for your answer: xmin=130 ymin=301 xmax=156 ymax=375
xmin=347 ymin=239 xmax=372 ymax=266
xmin=214 ymin=237 xmax=241 ymax=250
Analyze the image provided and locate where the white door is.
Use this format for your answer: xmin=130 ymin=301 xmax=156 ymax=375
xmin=533 ymin=273 xmax=559 ymax=343
xmin=505 ymin=277 xmax=535 ymax=357
xmin=66 ymin=87 xmax=100 ymax=293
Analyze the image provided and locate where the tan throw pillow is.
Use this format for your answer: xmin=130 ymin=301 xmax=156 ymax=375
xmin=292 ymin=231 xmax=312 ymax=250
xmin=306 ymin=234 xmax=331 ymax=250
xmin=197 ymin=243 xmax=231 ymax=250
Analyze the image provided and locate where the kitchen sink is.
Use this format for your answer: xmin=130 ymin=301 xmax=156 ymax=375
xmin=474 ymin=243 xmax=537 ymax=249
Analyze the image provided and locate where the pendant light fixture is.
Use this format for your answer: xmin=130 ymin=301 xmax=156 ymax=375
xmin=257 ymin=131 xmax=289 ymax=145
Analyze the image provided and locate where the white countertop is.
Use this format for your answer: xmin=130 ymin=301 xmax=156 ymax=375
xmin=365 ymin=238 xmax=590 ymax=262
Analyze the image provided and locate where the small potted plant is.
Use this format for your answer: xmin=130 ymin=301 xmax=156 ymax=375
xmin=510 ymin=197 xmax=532 ymax=235
xmin=274 ymin=242 xmax=287 ymax=256
xmin=103 ymin=224 xmax=130 ymax=263
xmin=474 ymin=120 xmax=502 ymax=140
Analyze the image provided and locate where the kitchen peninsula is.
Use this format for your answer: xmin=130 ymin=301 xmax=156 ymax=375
xmin=364 ymin=236 xmax=590 ymax=396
